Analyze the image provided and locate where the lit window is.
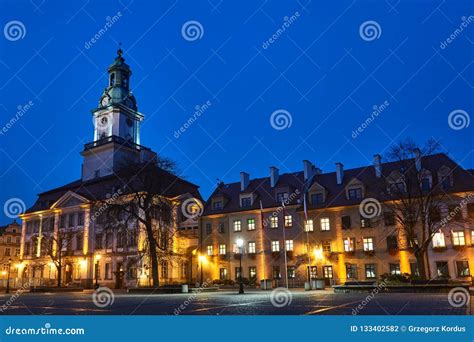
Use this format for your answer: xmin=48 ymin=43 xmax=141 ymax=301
xmin=320 ymin=218 xmax=330 ymax=231
xmin=365 ymin=264 xmax=376 ymax=278
xmin=270 ymin=216 xmax=278 ymax=229
xmin=346 ymin=264 xmax=357 ymax=279
xmin=322 ymin=241 xmax=331 ymax=252
xmin=456 ymin=261 xmax=470 ymax=277
xmin=344 ymin=238 xmax=355 ymax=252
xmin=219 ymin=244 xmax=226 ymax=255
xmin=207 ymin=245 xmax=213 ymax=256
xmin=323 ymin=266 xmax=333 ymax=278
xmin=247 ymin=218 xmax=256 ymax=231
xmin=389 ymin=263 xmax=401 ymax=275
xmin=432 ymin=232 xmax=445 ymax=248
xmin=219 ymin=268 xmax=227 ymax=280
xmin=305 ymin=219 xmax=314 ymax=232
xmin=285 ymin=240 xmax=294 ymax=251
xmin=249 ymin=266 xmax=257 ymax=279
xmin=287 ymin=266 xmax=296 ymax=279
xmin=271 ymin=240 xmax=280 ymax=252
xmin=233 ymin=220 xmax=242 ymax=232
xmin=363 ymin=237 xmax=374 ymax=251
xmin=360 ymin=217 xmax=371 ymax=228
xmin=284 ymin=215 xmax=293 ymax=227
xmin=248 ymin=242 xmax=256 ymax=254
xmin=452 ymin=231 xmax=465 ymax=246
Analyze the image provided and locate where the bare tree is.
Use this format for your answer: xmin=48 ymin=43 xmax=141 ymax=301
xmin=100 ymin=157 xmax=183 ymax=287
xmin=40 ymin=231 xmax=74 ymax=287
xmin=376 ymin=139 xmax=463 ymax=279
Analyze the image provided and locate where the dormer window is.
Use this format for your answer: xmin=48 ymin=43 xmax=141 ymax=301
xmin=276 ymin=192 xmax=288 ymax=203
xmin=421 ymin=177 xmax=431 ymax=191
xmin=241 ymin=197 xmax=251 ymax=208
xmin=437 ymin=166 xmax=452 ymax=190
xmin=347 ymin=188 xmax=362 ymax=200
xmin=311 ymin=193 xmax=324 ymax=204
xmin=392 ymin=181 xmax=406 ymax=193
xmin=212 ymin=201 xmax=222 ymax=210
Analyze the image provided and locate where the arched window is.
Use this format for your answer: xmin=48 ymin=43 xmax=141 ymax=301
xmin=110 ymin=73 xmax=115 ymax=86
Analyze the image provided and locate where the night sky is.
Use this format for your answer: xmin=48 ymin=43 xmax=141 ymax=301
xmin=0 ymin=0 xmax=472 ymax=224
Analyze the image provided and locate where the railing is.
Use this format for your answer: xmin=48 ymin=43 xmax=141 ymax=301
xmin=84 ymin=135 xmax=151 ymax=152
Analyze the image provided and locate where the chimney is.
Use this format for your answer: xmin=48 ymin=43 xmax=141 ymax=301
xmin=373 ymin=154 xmax=382 ymax=178
xmin=314 ymin=167 xmax=322 ymax=175
xmin=303 ymin=160 xmax=314 ymax=181
xmin=335 ymin=163 xmax=344 ymax=185
xmin=414 ymin=148 xmax=422 ymax=171
xmin=240 ymin=172 xmax=249 ymax=191
xmin=270 ymin=167 xmax=279 ymax=188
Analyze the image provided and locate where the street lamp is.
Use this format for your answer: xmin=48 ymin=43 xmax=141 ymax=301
xmin=94 ymin=254 xmax=101 ymax=289
xmin=236 ymin=238 xmax=244 ymax=294
xmin=6 ymin=258 xmax=11 ymax=294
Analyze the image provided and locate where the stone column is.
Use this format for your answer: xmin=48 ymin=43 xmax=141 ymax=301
xmin=53 ymin=211 xmax=60 ymax=257
xmin=36 ymin=215 xmax=43 ymax=257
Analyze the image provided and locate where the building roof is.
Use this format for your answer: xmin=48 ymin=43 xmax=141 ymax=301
xmin=25 ymin=167 xmax=202 ymax=214
xmin=202 ymin=153 xmax=474 ymax=216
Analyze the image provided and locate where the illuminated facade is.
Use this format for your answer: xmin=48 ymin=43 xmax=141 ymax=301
xmin=200 ymin=155 xmax=474 ymax=286
xmin=18 ymin=50 xmax=201 ymax=289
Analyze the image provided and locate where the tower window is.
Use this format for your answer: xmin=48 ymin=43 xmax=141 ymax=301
xmin=110 ymin=73 xmax=115 ymax=86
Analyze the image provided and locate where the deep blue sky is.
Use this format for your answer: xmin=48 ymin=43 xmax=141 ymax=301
xmin=0 ymin=0 xmax=473 ymax=225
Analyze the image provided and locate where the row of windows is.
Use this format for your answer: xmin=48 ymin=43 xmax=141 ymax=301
xmin=2 ymin=247 xmax=20 ymax=257
xmin=432 ymin=230 xmax=472 ymax=248
xmin=206 ymin=240 xmax=296 ymax=256
xmin=0 ymin=236 xmax=20 ymax=244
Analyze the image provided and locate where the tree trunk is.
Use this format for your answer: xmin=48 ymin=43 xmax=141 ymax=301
xmin=57 ymin=264 xmax=62 ymax=287
xmin=415 ymin=251 xmax=426 ymax=280
xmin=145 ymin=223 xmax=159 ymax=288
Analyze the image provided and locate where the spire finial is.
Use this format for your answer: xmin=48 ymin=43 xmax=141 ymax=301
xmin=117 ymin=42 xmax=123 ymax=57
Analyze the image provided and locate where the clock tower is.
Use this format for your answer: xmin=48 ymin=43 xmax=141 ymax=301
xmin=81 ymin=48 xmax=156 ymax=181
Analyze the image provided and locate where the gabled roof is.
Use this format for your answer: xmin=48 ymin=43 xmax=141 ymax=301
xmin=202 ymin=153 xmax=474 ymax=216
xmin=25 ymin=167 xmax=202 ymax=214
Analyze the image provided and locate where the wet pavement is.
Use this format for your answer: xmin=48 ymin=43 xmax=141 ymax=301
xmin=0 ymin=289 xmax=469 ymax=315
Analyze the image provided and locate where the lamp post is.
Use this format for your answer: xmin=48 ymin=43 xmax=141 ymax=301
xmin=94 ymin=254 xmax=101 ymax=289
xmin=236 ymin=238 xmax=244 ymax=294
xmin=6 ymin=258 xmax=12 ymax=294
